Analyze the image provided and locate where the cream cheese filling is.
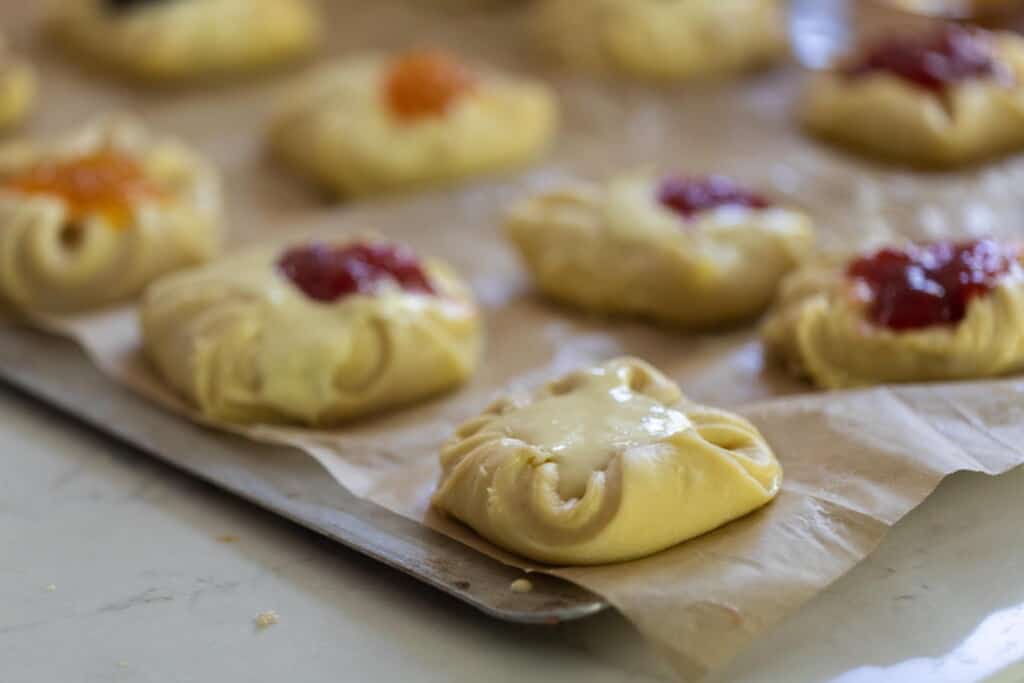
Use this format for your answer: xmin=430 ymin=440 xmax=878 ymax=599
xmin=486 ymin=366 xmax=691 ymax=499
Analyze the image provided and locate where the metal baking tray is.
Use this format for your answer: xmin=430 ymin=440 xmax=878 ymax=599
xmin=0 ymin=324 xmax=607 ymax=624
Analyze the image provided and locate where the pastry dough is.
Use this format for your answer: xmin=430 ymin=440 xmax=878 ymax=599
xmin=802 ymin=28 xmax=1024 ymax=167
xmin=269 ymin=51 xmax=558 ymax=196
xmin=48 ymin=0 xmax=320 ymax=82
xmin=761 ymin=245 xmax=1024 ymax=389
xmin=0 ymin=36 xmax=34 ymax=130
xmin=0 ymin=118 xmax=222 ymax=314
xmin=970 ymin=0 xmax=1018 ymax=13
xmin=432 ymin=357 xmax=782 ymax=565
xmin=535 ymin=0 xmax=788 ymax=80
xmin=505 ymin=172 xmax=815 ymax=328
xmin=141 ymin=239 xmax=483 ymax=425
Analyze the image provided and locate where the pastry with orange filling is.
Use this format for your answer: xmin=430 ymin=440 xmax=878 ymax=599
xmin=270 ymin=50 xmax=558 ymax=196
xmin=0 ymin=118 xmax=222 ymax=313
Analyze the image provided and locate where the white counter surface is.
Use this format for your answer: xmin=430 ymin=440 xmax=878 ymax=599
xmin=3 ymin=386 xmax=1024 ymax=683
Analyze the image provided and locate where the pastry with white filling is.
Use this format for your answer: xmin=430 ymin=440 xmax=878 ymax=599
xmin=433 ymin=357 xmax=782 ymax=565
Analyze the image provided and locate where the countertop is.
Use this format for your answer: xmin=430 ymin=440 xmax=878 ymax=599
xmin=3 ymin=386 xmax=1024 ymax=683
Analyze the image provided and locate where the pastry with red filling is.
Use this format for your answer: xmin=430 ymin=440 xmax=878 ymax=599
xmin=761 ymin=239 xmax=1024 ymax=388
xmin=141 ymin=238 xmax=481 ymax=425
xmin=802 ymin=25 xmax=1024 ymax=167
xmin=505 ymin=171 xmax=815 ymax=328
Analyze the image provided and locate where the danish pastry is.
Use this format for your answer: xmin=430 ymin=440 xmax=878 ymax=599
xmin=802 ymin=25 xmax=1024 ymax=167
xmin=505 ymin=172 xmax=814 ymax=328
xmin=0 ymin=118 xmax=222 ymax=313
xmin=270 ymin=50 xmax=558 ymax=196
xmin=535 ymin=0 xmax=788 ymax=80
xmin=48 ymin=0 xmax=320 ymax=82
xmin=761 ymin=239 xmax=1024 ymax=388
xmin=433 ymin=357 xmax=782 ymax=565
xmin=0 ymin=36 xmax=34 ymax=129
xmin=142 ymin=238 xmax=483 ymax=425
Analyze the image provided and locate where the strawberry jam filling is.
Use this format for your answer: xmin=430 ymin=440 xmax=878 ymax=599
xmin=384 ymin=50 xmax=476 ymax=121
xmin=847 ymin=239 xmax=1019 ymax=330
xmin=657 ymin=176 xmax=771 ymax=219
xmin=4 ymin=149 xmax=163 ymax=228
xmin=277 ymin=242 xmax=435 ymax=303
xmin=844 ymin=25 xmax=1005 ymax=93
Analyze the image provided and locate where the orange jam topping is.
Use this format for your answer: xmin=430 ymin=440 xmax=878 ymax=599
xmin=3 ymin=149 xmax=164 ymax=227
xmin=384 ymin=50 xmax=476 ymax=121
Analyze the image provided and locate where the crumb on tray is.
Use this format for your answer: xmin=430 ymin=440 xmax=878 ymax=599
xmin=255 ymin=610 xmax=279 ymax=629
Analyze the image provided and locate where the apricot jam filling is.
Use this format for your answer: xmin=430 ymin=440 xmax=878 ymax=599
xmin=384 ymin=50 xmax=476 ymax=121
xmin=4 ymin=149 xmax=164 ymax=228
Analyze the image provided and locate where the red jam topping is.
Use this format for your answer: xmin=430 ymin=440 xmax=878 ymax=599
xmin=844 ymin=25 xmax=1004 ymax=93
xmin=657 ymin=176 xmax=771 ymax=219
xmin=847 ymin=239 xmax=1019 ymax=330
xmin=4 ymin=149 xmax=164 ymax=228
xmin=384 ymin=50 xmax=476 ymax=121
xmin=277 ymin=242 xmax=435 ymax=303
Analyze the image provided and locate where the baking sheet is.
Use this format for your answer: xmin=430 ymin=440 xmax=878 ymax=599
xmin=6 ymin=1 xmax=1024 ymax=681
xmin=39 ymin=244 xmax=1024 ymax=682
xmin=0 ymin=324 xmax=607 ymax=624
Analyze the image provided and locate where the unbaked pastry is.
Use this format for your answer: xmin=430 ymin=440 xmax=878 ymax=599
xmin=505 ymin=172 xmax=815 ymax=328
xmin=141 ymin=239 xmax=482 ymax=425
xmin=0 ymin=118 xmax=222 ymax=314
xmin=761 ymin=239 xmax=1024 ymax=389
xmin=48 ymin=0 xmax=320 ymax=82
xmin=535 ymin=0 xmax=788 ymax=80
xmin=802 ymin=25 xmax=1024 ymax=167
xmin=269 ymin=50 xmax=558 ymax=196
xmin=970 ymin=0 xmax=1018 ymax=13
xmin=0 ymin=36 xmax=34 ymax=130
xmin=432 ymin=357 xmax=782 ymax=565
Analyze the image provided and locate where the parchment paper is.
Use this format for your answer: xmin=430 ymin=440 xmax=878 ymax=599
xmin=8 ymin=1 xmax=1024 ymax=680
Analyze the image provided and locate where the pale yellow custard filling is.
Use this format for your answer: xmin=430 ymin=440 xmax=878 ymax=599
xmin=485 ymin=366 xmax=691 ymax=500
